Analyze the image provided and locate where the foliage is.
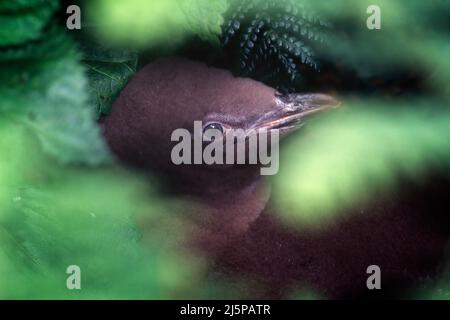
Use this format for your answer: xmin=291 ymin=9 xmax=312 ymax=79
xmin=0 ymin=0 xmax=58 ymax=46
xmin=0 ymin=0 xmax=209 ymax=299
xmin=0 ymin=0 xmax=110 ymax=165
xmin=87 ymin=0 xmax=228 ymax=49
xmin=78 ymin=39 xmax=138 ymax=116
xmin=273 ymin=102 xmax=450 ymax=225
xmin=222 ymin=0 xmax=329 ymax=91
xmin=0 ymin=0 xmax=449 ymax=300
xmin=0 ymin=121 xmax=205 ymax=298
xmin=309 ymin=0 xmax=450 ymax=92
xmin=268 ymin=1 xmax=450 ymax=298
xmin=270 ymin=0 xmax=450 ymax=224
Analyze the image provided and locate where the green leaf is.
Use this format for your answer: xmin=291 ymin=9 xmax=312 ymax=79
xmin=222 ymin=0 xmax=328 ymax=91
xmin=88 ymin=0 xmax=228 ymax=48
xmin=0 ymin=158 xmax=199 ymax=298
xmin=0 ymin=1 xmax=58 ymax=46
xmin=180 ymin=0 xmax=228 ymax=45
xmin=273 ymin=102 xmax=450 ymax=226
xmin=0 ymin=0 xmax=52 ymax=13
xmin=84 ymin=60 xmax=137 ymax=116
xmin=0 ymin=86 xmax=205 ymax=300
xmin=0 ymin=26 xmax=74 ymax=62
xmin=0 ymin=27 xmax=111 ymax=165
xmin=78 ymin=40 xmax=138 ymax=116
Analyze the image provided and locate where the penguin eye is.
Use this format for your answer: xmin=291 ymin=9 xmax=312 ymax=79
xmin=203 ymin=122 xmax=224 ymax=134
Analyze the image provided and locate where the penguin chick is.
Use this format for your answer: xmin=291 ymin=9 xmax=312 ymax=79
xmin=103 ymin=57 xmax=449 ymax=299
xmin=104 ymin=57 xmax=338 ymax=249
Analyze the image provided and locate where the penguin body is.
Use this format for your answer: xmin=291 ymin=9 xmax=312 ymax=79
xmin=104 ymin=57 xmax=449 ymax=298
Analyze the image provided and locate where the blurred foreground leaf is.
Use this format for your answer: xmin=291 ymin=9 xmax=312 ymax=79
xmin=309 ymin=0 xmax=450 ymax=93
xmin=0 ymin=25 xmax=111 ymax=165
xmin=88 ymin=0 xmax=228 ymax=49
xmin=0 ymin=0 xmax=58 ymax=46
xmin=0 ymin=122 xmax=205 ymax=299
xmin=273 ymin=101 xmax=450 ymax=225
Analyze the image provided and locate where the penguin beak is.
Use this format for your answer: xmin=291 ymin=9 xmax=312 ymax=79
xmin=250 ymin=93 xmax=340 ymax=133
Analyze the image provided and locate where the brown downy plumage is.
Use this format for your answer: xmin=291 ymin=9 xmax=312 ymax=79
xmin=103 ymin=57 xmax=449 ymax=298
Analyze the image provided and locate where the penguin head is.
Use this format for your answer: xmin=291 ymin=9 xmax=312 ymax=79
xmin=104 ymin=57 xmax=339 ymax=194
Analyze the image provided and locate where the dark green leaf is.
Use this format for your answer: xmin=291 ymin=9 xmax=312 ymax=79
xmin=0 ymin=1 xmax=58 ymax=46
xmin=78 ymin=40 xmax=138 ymax=116
xmin=0 ymin=27 xmax=111 ymax=165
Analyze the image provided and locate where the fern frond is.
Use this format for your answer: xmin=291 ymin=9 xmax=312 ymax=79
xmin=221 ymin=0 xmax=329 ymax=91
